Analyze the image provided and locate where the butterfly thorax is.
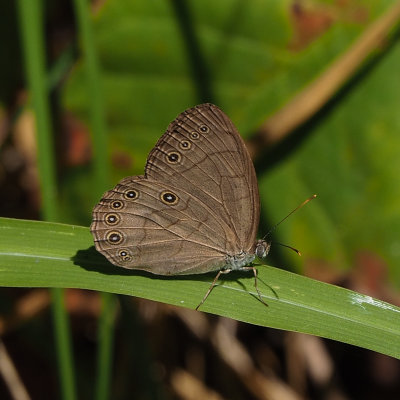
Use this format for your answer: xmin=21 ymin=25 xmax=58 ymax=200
xmin=225 ymin=252 xmax=256 ymax=271
xmin=224 ymin=240 xmax=271 ymax=271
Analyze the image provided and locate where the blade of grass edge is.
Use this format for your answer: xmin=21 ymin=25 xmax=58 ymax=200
xmin=72 ymin=1 xmax=115 ymax=399
xmin=16 ymin=2 xmax=76 ymax=399
xmin=1 ymin=217 xmax=399 ymax=360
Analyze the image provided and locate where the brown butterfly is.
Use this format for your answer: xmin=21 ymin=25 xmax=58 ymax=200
xmin=91 ymin=103 xmax=314 ymax=309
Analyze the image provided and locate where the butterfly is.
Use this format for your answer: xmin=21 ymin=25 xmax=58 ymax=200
xmin=91 ymin=103 xmax=314 ymax=309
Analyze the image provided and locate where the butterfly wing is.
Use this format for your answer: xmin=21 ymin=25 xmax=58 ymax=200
xmin=145 ymin=103 xmax=260 ymax=253
xmin=91 ymin=176 xmax=231 ymax=274
xmin=91 ymin=104 xmax=260 ymax=275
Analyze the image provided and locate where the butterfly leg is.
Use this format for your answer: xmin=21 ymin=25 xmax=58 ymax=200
xmin=242 ymin=266 xmax=268 ymax=307
xmin=195 ymin=269 xmax=232 ymax=311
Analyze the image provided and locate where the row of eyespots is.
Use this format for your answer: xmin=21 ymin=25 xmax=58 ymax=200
xmin=118 ymin=249 xmax=132 ymax=261
xmin=110 ymin=189 xmax=179 ymax=209
xmin=101 ymin=122 xmax=210 ymax=253
xmin=103 ymin=190 xmax=178 ymax=258
xmin=102 ymin=230 xmax=133 ymax=262
xmin=165 ymin=123 xmax=210 ymax=165
xmin=190 ymin=123 xmax=210 ymax=139
xmin=107 ymin=189 xmax=178 ymax=214
xmin=103 ymin=190 xmax=179 ymax=247
xmin=107 ymin=189 xmax=139 ymax=212
xmin=103 ymin=232 xmax=132 ymax=263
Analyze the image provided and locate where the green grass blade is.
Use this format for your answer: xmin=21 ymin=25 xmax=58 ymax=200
xmin=95 ymin=292 xmax=116 ymax=400
xmin=50 ymin=288 xmax=77 ymax=400
xmin=1 ymin=217 xmax=400 ymax=359
xmin=16 ymin=1 xmax=76 ymax=398
xmin=16 ymin=0 xmax=57 ymax=220
xmin=72 ymin=0 xmax=114 ymax=398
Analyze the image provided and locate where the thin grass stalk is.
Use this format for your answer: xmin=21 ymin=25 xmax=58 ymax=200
xmin=72 ymin=1 xmax=115 ymax=399
xmin=96 ymin=293 xmax=117 ymax=400
xmin=16 ymin=1 xmax=77 ymax=399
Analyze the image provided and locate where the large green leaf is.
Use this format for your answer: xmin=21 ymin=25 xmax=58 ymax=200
xmin=66 ymin=0 xmax=393 ymax=146
xmin=62 ymin=0 xmax=400 ymax=288
xmin=1 ymin=217 xmax=399 ymax=359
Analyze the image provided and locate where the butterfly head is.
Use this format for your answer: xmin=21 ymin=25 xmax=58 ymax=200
xmin=255 ymin=239 xmax=271 ymax=259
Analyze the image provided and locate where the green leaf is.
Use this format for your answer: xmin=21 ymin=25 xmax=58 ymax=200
xmin=1 ymin=217 xmax=399 ymax=359
xmin=61 ymin=0 xmax=400 ymax=291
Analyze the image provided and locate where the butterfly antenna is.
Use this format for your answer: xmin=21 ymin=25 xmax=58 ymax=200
xmin=263 ymin=194 xmax=317 ymax=240
xmin=272 ymin=241 xmax=301 ymax=256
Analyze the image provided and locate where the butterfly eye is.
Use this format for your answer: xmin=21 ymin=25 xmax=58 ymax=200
xmin=179 ymin=140 xmax=191 ymax=150
xmin=110 ymin=200 xmax=124 ymax=210
xmin=166 ymin=152 xmax=181 ymax=164
xmin=105 ymin=213 xmax=120 ymax=225
xmin=160 ymin=191 xmax=179 ymax=205
xmin=124 ymin=189 xmax=139 ymax=200
xmin=106 ymin=231 xmax=124 ymax=245
xmin=199 ymin=124 xmax=209 ymax=133
xmin=118 ymin=249 xmax=132 ymax=261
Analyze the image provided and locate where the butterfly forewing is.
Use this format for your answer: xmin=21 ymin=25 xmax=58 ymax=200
xmin=145 ymin=103 xmax=259 ymax=253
